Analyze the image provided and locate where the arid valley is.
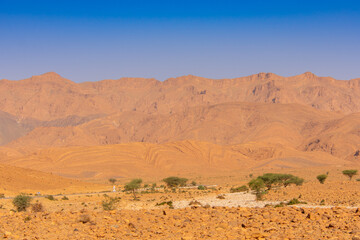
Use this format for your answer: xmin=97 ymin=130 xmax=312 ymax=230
xmin=0 ymin=72 xmax=359 ymax=239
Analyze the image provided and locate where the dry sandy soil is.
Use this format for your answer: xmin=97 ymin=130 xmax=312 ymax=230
xmin=1 ymin=166 xmax=360 ymax=239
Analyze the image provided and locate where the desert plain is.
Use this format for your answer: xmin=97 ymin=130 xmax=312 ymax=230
xmin=0 ymin=72 xmax=360 ymax=239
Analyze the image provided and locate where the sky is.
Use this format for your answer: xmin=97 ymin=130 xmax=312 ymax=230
xmin=0 ymin=0 xmax=360 ymax=82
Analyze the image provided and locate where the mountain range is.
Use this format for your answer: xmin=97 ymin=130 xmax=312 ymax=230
xmin=0 ymin=72 xmax=359 ymax=179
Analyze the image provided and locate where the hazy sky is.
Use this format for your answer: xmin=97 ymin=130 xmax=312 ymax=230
xmin=1 ymin=0 xmax=359 ymax=82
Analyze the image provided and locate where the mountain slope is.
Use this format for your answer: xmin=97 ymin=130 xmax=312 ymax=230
xmin=1 ymin=72 xmax=360 ymax=122
xmin=0 ymin=140 xmax=348 ymax=179
xmin=0 ymin=163 xmax=102 ymax=194
xmin=8 ymin=102 xmax=344 ymax=150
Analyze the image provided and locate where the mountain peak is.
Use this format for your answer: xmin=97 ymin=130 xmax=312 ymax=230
xmin=298 ymin=72 xmax=318 ymax=80
xmin=29 ymin=72 xmax=74 ymax=84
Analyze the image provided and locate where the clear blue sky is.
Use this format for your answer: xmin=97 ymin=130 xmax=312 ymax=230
xmin=1 ymin=0 xmax=359 ymax=82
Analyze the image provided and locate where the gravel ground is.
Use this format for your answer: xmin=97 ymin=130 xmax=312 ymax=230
xmin=172 ymin=192 xmax=281 ymax=208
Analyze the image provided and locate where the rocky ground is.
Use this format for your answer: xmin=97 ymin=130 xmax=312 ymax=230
xmin=1 ymin=206 xmax=360 ymax=239
xmin=1 ymin=168 xmax=360 ymax=239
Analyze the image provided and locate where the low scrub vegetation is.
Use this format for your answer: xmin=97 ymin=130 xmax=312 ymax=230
xmin=230 ymin=185 xmax=248 ymax=193
xmin=108 ymin=178 xmax=117 ymax=184
xmin=102 ymin=196 xmax=121 ymax=211
xmin=287 ymin=198 xmax=307 ymax=205
xmin=248 ymin=173 xmax=304 ymax=200
xmin=155 ymin=201 xmax=173 ymax=208
xmin=45 ymin=195 xmax=55 ymax=201
xmin=163 ymin=177 xmax=188 ymax=188
xmin=197 ymin=185 xmax=206 ymax=190
xmin=31 ymin=202 xmax=44 ymax=212
xmin=13 ymin=194 xmax=32 ymax=212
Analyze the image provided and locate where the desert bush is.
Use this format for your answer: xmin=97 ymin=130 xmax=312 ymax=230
xmin=189 ymin=200 xmax=202 ymax=206
xmin=274 ymin=202 xmax=286 ymax=208
xmin=124 ymin=178 xmax=143 ymax=199
xmin=45 ymin=195 xmax=55 ymax=201
xmin=31 ymin=202 xmax=44 ymax=212
xmin=287 ymin=198 xmax=307 ymax=205
xmin=230 ymin=185 xmax=248 ymax=193
xmin=191 ymin=181 xmax=197 ymax=186
xmin=62 ymin=196 xmax=69 ymax=200
xmin=108 ymin=178 xmax=117 ymax=184
xmin=0 ymin=193 xmax=5 ymax=198
xmin=78 ymin=214 xmax=91 ymax=223
xmin=342 ymin=170 xmax=358 ymax=180
xmin=217 ymin=194 xmax=225 ymax=199
xmin=317 ymin=174 xmax=328 ymax=184
xmin=155 ymin=201 xmax=173 ymax=208
xmin=13 ymin=194 xmax=32 ymax=212
xmin=102 ymin=196 xmax=120 ymax=211
xmin=197 ymin=185 xmax=206 ymax=190
xmin=163 ymin=177 xmax=188 ymax=188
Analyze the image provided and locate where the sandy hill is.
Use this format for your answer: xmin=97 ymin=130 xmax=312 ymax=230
xmin=0 ymin=140 xmax=349 ymax=179
xmin=0 ymin=163 xmax=103 ymax=195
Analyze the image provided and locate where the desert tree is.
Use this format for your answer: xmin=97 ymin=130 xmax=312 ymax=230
xmin=248 ymin=178 xmax=265 ymax=200
xmin=342 ymin=170 xmax=358 ymax=180
xmin=124 ymin=178 xmax=143 ymax=199
xmin=316 ymin=174 xmax=328 ymax=184
xmin=108 ymin=178 xmax=117 ymax=184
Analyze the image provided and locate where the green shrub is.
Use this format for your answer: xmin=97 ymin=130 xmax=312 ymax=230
xmin=163 ymin=177 xmax=188 ymax=188
xmin=230 ymin=185 xmax=249 ymax=193
xmin=317 ymin=174 xmax=328 ymax=184
xmin=62 ymin=196 xmax=69 ymax=200
xmin=102 ymin=196 xmax=121 ymax=211
xmin=155 ymin=201 xmax=173 ymax=208
xmin=248 ymin=178 xmax=265 ymax=200
xmin=287 ymin=198 xmax=307 ymax=205
xmin=197 ymin=185 xmax=206 ymax=190
xmin=342 ymin=170 xmax=358 ymax=180
xmin=13 ymin=194 xmax=32 ymax=212
xmin=45 ymin=195 xmax=55 ymax=201
xmin=274 ymin=202 xmax=285 ymax=208
xmin=191 ymin=181 xmax=197 ymax=186
xmin=108 ymin=178 xmax=117 ymax=184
